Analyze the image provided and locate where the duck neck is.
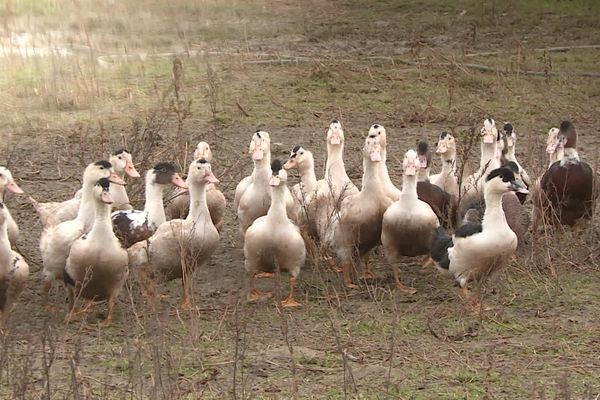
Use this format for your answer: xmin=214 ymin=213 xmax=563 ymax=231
xmin=563 ymin=147 xmax=580 ymax=162
xmin=417 ymin=167 xmax=430 ymax=182
xmin=252 ymin=157 xmax=272 ymax=184
xmin=186 ymin=181 xmax=209 ymax=224
xmin=400 ymin=174 xmax=418 ymax=202
xmin=299 ymin=162 xmax=318 ymax=192
xmin=75 ymin=180 xmax=97 ymax=229
xmin=143 ymin=182 xmax=166 ymax=227
xmin=505 ymin=146 xmax=516 ymax=162
xmin=110 ymin=172 xmax=129 ymax=206
xmin=267 ymin=184 xmax=288 ymax=220
xmin=326 ymin=143 xmax=346 ymax=177
xmin=88 ymin=200 xmax=114 ymax=242
xmin=0 ymin=220 xmax=10 ymax=268
xmin=441 ymin=151 xmax=456 ymax=174
xmin=362 ymin=158 xmax=384 ymax=198
xmin=480 ymin=142 xmax=498 ymax=172
xmin=482 ymin=191 xmax=507 ymax=229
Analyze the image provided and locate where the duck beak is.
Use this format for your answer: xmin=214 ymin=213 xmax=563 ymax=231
xmin=436 ymin=143 xmax=447 ymax=154
xmin=330 ymin=130 xmax=341 ymax=145
xmin=418 ymin=155 xmax=428 ymax=168
xmin=109 ymin=173 xmax=126 ymax=185
xmin=510 ymin=180 xmax=529 ymax=194
xmin=546 ymin=140 xmax=558 ymax=154
xmin=5 ymin=180 xmax=24 ymax=194
xmin=101 ymin=190 xmax=114 ymax=204
xmin=283 ymin=158 xmax=296 ymax=170
xmin=204 ymin=171 xmax=219 ymax=184
xmin=171 ymin=173 xmax=188 ymax=189
xmin=507 ymin=137 xmax=514 ymax=147
xmin=252 ymin=146 xmax=264 ymax=161
xmin=405 ymin=161 xmax=417 ymax=176
xmin=269 ymin=175 xmax=281 ymax=187
xmin=125 ymin=161 xmax=141 ymax=178
xmin=483 ymin=131 xmax=495 ymax=144
xmin=369 ymin=146 xmax=382 ymax=162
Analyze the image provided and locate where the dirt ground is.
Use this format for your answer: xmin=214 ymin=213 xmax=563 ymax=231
xmin=1 ymin=0 xmax=600 ymax=398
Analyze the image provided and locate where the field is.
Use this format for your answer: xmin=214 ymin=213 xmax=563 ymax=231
xmin=1 ymin=0 xmax=600 ymax=398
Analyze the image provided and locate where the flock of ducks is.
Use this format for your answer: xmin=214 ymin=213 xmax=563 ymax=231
xmin=0 ymin=118 xmax=597 ymax=326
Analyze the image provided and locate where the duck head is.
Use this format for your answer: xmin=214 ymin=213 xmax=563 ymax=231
xmin=110 ymin=149 xmax=140 ymax=178
xmin=188 ymin=159 xmax=219 ymax=185
xmin=480 ymin=118 xmax=498 ymax=144
xmin=368 ymin=123 xmax=387 ymax=147
xmin=327 ymin=120 xmax=344 ymax=145
xmin=194 ymin=141 xmax=214 ymax=161
xmin=485 ymin=167 xmax=529 ymax=195
xmin=269 ymin=159 xmax=287 ymax=187
xmin=403 ymin=149 xmax=418 ymax=176
xmin=503 ymin=123 xmax=516 ymax=150
xmin=284 ymin=145 xmax=313 ymax=171
xmin=416 ymin=141 xmax=431 ymax=170
xmin=93 ymin=177 xmax=114 ymax=204
xmin=0 ymin=167 xmax=24 ymax=194
xmin=435 ymin=131 xmax=456 ymax=155
xmin=84 ymin=160 xmax=125 ymax=187
xmin=248 ymin=130 xmax=270 ymax=161
xmin=151 ymin=162 xmax=188 ymax=189
xmin=364 ymin=134 xmax=383 ymax=163
xmin=558 ymin=120 xmax=577 ymax=149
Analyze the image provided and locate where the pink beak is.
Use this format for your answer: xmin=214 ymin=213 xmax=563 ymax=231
xmin=6 ymin=180 xmax=24 ymax=194
xmin=330 ymin=131 xmax=341 ymax=145
xmin=109 ymin=173 xmax=126 ymax=185
xmin=283 ymin=159 xmax=296 ymax=170
xmin=405 ymin=162 xmax=417 ymax=176
xmin=546 ymin=141 xmax=558 ymax=154
xmin=269 ymin=175 xmax=280 ymax=187
xmin=436 ymin=143 xmax=447 ymax=154
xmin=483 ymin=132 xmax=495 ymax=144
xmin=100 ymin=190 xmax=114 ymax=204
xmin=125 ymin=161 xmax=141 ymax=178
xmin=171 ymin=173 xmax=188 ymax=189
xmin=252 ymin=147 xmax=264 ymax=161
xmin=507 ymin=138 xmax=514 ymax=147
xmin=204 ymin=171 xmax=219 ymax=184
xmin=370 ymin=147 xmax=382 ymax=162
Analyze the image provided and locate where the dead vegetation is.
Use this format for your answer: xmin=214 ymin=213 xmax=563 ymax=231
xmin=1 ymin=0 xmax=600 ymax=398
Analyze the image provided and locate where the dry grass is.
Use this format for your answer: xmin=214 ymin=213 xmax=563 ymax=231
xmin=1 ymin=0 xmax=600 ymax=398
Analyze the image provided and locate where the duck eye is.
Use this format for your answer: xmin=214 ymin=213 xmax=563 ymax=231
xmin=300 ymin=151 xmax=304 ymax=155
xmin=118 ymin=156 xmax=122 ymax=160
xmin=99 ymin=166 xmax=104 ymax=170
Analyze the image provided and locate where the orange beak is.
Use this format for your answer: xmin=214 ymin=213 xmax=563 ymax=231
xmin=109 ymin=173 xmax=126 ymax=185
xmin=100 ymin=190 xmax=114 ymax=204
xmin=125 ymin=161 xmax=141 ymax=178
xmin=6 ymin=180 xmax=24 ymax=194
xmin=171 ymin=173 xmax=188 ymax=189
xmin=283 ymin=159 xmax=296 ymax=170
xmin=204 ymin=171 xmax=219 ymax=184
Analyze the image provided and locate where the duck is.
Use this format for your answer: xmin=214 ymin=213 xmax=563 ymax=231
xmin=244 ymin=160 xmax=306 ymax=307
xmin=368 ymin=124 xmax=402 ymax=201
xmin=500 ymin=123 xmax=530 ymax=187
xmin=535 ymin=121 xmax=597 ymax=227
xmin=381 ymin=149 xmax=439 ymax=293
xmin=112 ymin=163 xmax=188 ymax=248
xmin=236 ymin=131 xmax=296 ymax=239
xmin=322 ymin=120 xmax=359 ymax=201
xmin=331 ymin=131 xmax=393 ymax=288
xmin=40 ymin=161 xmax=125 ymax=301
xmin=0 ymin=167 xmax=24 ymax=243
xmin=30 ymin=149 xmax=140 ymax=228
xmin=64 ymin=178 xmax=129 ymax=326
xmin=0 ymin=202 xmax=29 ymax=327
xmin=460 ymin=118 xmax=501 ymax=204
xmin=415 ymin=141 xmax=452 ymax=226
xmin=165 ymin=142 xmax=227 ymax=231
xmin=430 ymin=132 xmax=459 ymax=200
xmin=127 ymin=158 xmax=220 ymax=309
xmin=108 ymin=149 xmax=141 ymax=210
xmin=430 ymin=167 xmax=528 ymax=309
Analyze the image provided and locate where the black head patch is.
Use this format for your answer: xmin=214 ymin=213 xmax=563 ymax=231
xmin=440 ymin=131 xmax=448 ymax=139
xmin=559 ymin=120 xmax=574 ymax=131
xmin=331 ymin=119 xmax=339 ymax=124
xmin=256 ymin=131 xmax=262 ymax=139
xmin=292 ymin=144 xmax=301 ymax=154
xmin=487 ymin=167 xmax=516 ymax=183
xmin=94 ymin=160 xmax=112 ymax=169
xmin=153 ymin=162 xmax=176 ymax=173
xmin=372 ymin=123 xmax=380 ymax=129
xmin=0 ymin=203 xmax=4 ymax=210
xmin=112 ymin=148 xmax=129 ymax=156
xmin=417 ymin=141 xmax=428 ymax=155
xmin=96 ymin=177 xmax=111 ymax=190
xmin=505 ymin=161 xmax=519 ymax=174
xmin=153 ymin=162 xmax=176 ymax=184
xmin=503 ymin=123 xmax=513 ymax=133
xmin=271 ymin=159 xmax=283 ymax=175
xmin=197 ymin=158 xmax=208 ymax=164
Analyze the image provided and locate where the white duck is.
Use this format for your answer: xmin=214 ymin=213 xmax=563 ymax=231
xmin=244 ymin=160 xmax=306 ymax=307
xmin=128 ymin=159 xmax=220 ymax=309
xmin=0 ymin=202 xmax=29 ymax=327
xmin=381 ymin=150 xmax=440 ymax=293
xmin=0 ymin=167 xmax=24 ymax=243
xmin=430 ymin=132 xmax=459 ymax=199
xmin=112 ymin=163 xmax=188 ymax=248
xmin=236 ymin=131 xmax=295 ymax=239
xmin=40 ymin=161 xmax=125 ymax=301
xmin=368 ymin=124 xmax=402 ymax=201
xmin=331 ymin=132 xmax=393 ymax=288
xmin=165 ymin=142 xmax=227 ymax=231
xmin=322 ymin=120 xmax=359 ymax=201
xmin=64 ymin=178 xmax=129 ymax=326
xmin=431 ymin=166 xmax=527 ymax=309
xmin=30 ymin=149 xmax=139 ymax=228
